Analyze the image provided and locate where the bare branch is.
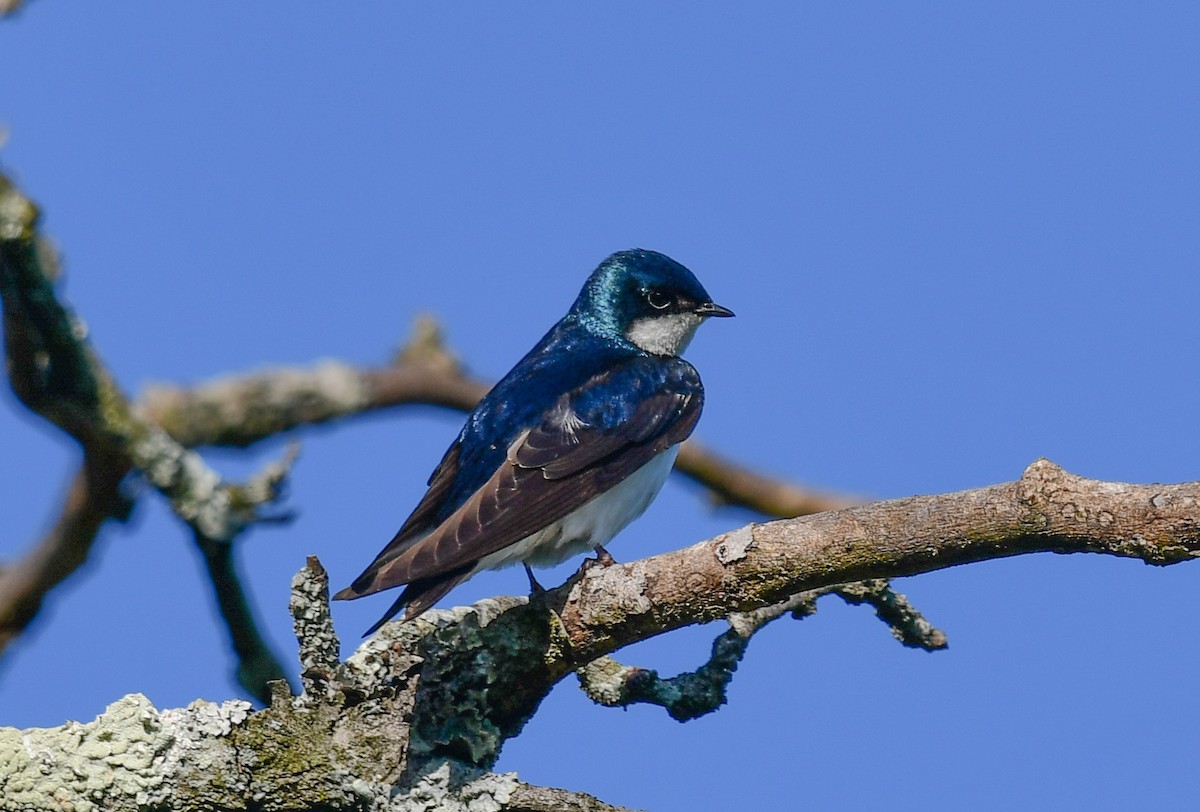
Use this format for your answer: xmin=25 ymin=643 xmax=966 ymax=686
xmin=576 ymin=579 xmax=946 ymax=720
xmin=319 ymin=459 xmax=1200 ymax=770
xmin=576 ymin=592 xmax=818 ymax=721
xmin=135 ymin=316 xmax=485 ymax=449
xmin=5 ymin=460 xmax=1198 ymax=812
xmin=674 ymin=439 xmax=861 ymax=515
xmin=507 ymin=783 xmax=643 ymax=812
xmin=834 ymin=579 xmax=948 ymax=650
xmin=0 ymin=172 xmax=294 ymax=690
xmin=194 ymin=530 xmax=292 ymax=704
xmin=0 ymin=180 xmax=105 ymax=444
xmin=0 ymin=0 xmax=31 ymax=19
xmin=0 ymin=173 xmax=296 ymax=542
xmin=551 ymin=459 xmax=1200 ymax=666
xmin=181 ymin=441 xmax=302 ymax=702
xmin=0 ymin=451 xmax=132 ymax=650
xmin=289 ymin=556 xmax=343 ymax=703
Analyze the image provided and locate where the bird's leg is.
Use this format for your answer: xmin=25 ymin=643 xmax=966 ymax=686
xmin=523 ymin=563 xmax=547 ymax=595
xmin=592 ymin=544 xmax=616 ymax=566
xmin=523 ymin=563 xmax=577 ymax=661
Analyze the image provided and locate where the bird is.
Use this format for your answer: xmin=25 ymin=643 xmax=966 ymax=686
xmin=333 ymin=249 xmax=733 ymax=634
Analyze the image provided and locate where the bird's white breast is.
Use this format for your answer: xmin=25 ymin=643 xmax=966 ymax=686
xmin=474 ymin=445 xmax=680 ymax=573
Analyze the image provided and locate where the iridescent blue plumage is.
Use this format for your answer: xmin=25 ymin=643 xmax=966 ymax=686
xmin=334 ymin=249 xmax=732 ymax=632
xmin=445 ymin=330 xmax=637 ymax=520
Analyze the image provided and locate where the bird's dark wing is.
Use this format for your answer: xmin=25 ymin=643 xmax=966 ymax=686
xmin=333 ymin=440 xmax=461 ymax=598
xmin=396 ymin=440 xmax=462 ymax=539
xmin=335 ymin=356 xmax=703 ymax=607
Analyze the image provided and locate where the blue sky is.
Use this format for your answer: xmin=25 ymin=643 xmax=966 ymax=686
xmin=3 ymin=4 xmax=1199 ymax=810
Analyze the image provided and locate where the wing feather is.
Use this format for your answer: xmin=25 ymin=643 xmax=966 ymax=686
xmin=336 ymin=440 xmax=461 ymax=598
xmin=338 ymin=357 xmax=702 ymax=601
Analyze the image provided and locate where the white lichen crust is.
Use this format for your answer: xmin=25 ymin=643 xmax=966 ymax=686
xmin=0 ymin=694 xmax=250 ymax=812
xmin=394 ymin=760 xmax=519 ymax=812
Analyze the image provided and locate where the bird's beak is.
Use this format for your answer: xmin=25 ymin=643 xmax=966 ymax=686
xmin=694 ymin=301 xmax=735 ymax=318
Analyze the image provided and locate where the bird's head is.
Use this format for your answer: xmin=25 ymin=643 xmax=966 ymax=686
xmin=569 ymin=249 xmax=734 ymax=356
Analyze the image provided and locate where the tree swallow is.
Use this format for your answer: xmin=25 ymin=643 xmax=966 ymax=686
xmin=334 ymin=249 xmax=733 ymax=633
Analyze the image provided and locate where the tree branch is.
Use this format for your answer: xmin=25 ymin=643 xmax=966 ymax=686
xmin=0 ymin=450 xmax=132 ymax=649
xmin=3 ymin=460 xmax=1196 ymax=811
xmin=506 ymin=784 xmax=642 ymax=812
xmin=0 ymin=0 xmax=31 ymax=19
xmin=195 ymin=531 xmax=290 ymax=704
xmin=352 ymin=458 xmax=1200 ymax=771
xmin=576 ymin=592 xmax=818 ymax=721
xmin=0 ymin=172 xmax=294 ymax=695
xmin=833 ymin=579 xmax=948 ymax=650
xmin=575 ymin=580 xmax=945 ymax=721
xmin=0 ymin=173 xmax=296 ymax=543
xmin=550 ymin=459 xmax=1199 ymax=664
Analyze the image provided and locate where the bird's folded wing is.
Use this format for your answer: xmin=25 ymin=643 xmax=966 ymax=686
xmin=338 ymin=440 xmax=463 ymax=597
xmin=342 ymin=357 xmax=703 ymax=597
xmin=402 ymin=440 xmax=463 ymax=538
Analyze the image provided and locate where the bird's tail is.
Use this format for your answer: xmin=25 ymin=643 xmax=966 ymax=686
xmin=358 ymin=565 xmax=474 ymax=636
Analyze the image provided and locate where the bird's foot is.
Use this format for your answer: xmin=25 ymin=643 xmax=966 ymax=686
xmin=570 ymin=545 xmax=619 ymax=583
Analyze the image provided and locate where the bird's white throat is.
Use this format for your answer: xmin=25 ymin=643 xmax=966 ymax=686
xmin=626 ymin=312 xmax=704 ymax=356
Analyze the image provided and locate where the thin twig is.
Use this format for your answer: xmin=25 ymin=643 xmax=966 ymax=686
xmin=834 ymin=579 xmax=948 ymax=650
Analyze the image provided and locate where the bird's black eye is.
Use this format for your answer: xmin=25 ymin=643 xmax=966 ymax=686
xmin=645 ymin=289 xmax=672 ymax=310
